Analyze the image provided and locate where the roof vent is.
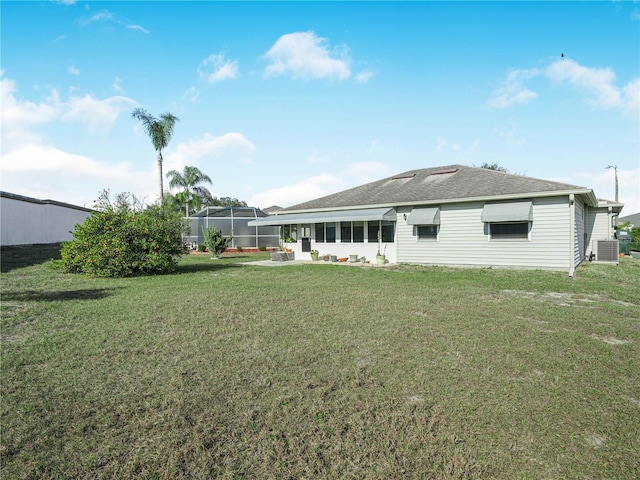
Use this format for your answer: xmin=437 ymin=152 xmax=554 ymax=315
xmin=391 ymin=173 xmax=416 ymax=180
xmin=429 ymin=168 xmax=458 ymax=176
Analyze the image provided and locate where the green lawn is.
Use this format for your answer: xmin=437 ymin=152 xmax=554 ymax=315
xmin=2 ymin=245 xmax=639 ymax=479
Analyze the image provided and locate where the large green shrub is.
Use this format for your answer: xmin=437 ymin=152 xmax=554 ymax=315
xmin=631 ymin=227 xmax=640 ymax=251
xmin=61 ymin=192 xmax=185 ymax=277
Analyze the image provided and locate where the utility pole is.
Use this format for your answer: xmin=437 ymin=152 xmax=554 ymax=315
xmin=606 ymin=165 xmax=619 ymax=202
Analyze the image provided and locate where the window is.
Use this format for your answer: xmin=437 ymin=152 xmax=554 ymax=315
xmin=368 ymin=221 xmax=395 ymax=243
xmin=325 ymin=222 xmax=336 ymax=243
xmin=283 ymin=224 xmax=297 ymax=242
xmin=315 ymin=223 xmax=336 ymax=242
xmin=341 ymin=222 xmax=352 ymax=243
xmin=490 ymin=222 xmax=529 ymax=240
xmin=353 ymin=222 xmax=364 ymax=243
xmin=338 ymin=222 xmax=364 ymax=243
xmin=381 ymin=221 xmax=395 ymax=242
xmin=417 ymin=225 xmax=438 ymax=240
xmin=368 ymin=222 xmax=379 ymax=243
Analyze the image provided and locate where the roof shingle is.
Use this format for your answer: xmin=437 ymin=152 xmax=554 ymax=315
xmin=282 ymin=165 xmax=592 ymax=211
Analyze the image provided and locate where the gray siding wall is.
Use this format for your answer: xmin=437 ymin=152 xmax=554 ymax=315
xmin=586 ymin=208 xmax=612 ymax=256
xmin=396 ymin=196 xmax=572 ymax=272
xmin=1 ymin=197 xmax=91 ymax=246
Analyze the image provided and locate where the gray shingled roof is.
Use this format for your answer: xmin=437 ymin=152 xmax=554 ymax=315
xmin=281 ymin=165 xmax=594 ymax=212
xmin=619 ymin=212 xmax=640 ymax=227
xmin=0 ymin=191 xmax=94 ymax=213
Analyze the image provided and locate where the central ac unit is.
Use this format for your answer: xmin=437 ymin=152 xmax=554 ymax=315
xmin=596 ymin=240 xmax=619 ymax=263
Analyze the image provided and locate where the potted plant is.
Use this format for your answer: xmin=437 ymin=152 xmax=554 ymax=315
xmin=310 ymin=249 xmax=319 ymax=261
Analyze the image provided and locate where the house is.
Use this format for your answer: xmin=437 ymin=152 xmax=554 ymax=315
xmin=618 ymin=212 xmax=640 ymax=228
xmin=248 ymin=165 xmax=624 ymax=275
xmin=0 ymin=191 xmax=93 ymax=246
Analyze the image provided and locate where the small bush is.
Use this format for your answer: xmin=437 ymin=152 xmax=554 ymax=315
xmin=201 ymin=224 xmax=231 ymax=258
xmin=236 ymin=245 xmax=243 ymax=252
xmin=258 ymin=245 xmax=267 ymax=252
xmin=60 ymin=192 xmax=184 ymax=277
xmin=197 ymin=244 xmax=207 ymax=252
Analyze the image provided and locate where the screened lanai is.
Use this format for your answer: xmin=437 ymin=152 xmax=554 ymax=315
xmin=185 ymin=206 xmax=279 ymax=249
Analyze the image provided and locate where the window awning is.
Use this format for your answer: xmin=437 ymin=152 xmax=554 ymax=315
xmin=247 ymin=208 xmax=396 ymax=226
xmin=406 ymin=207 xmax=440 ymax=225
xmin=481 ymin=201 xmax=533 ymax=223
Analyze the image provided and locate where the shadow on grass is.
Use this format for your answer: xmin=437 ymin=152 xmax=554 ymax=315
xmin=1 ymin=244 xmax=62 ymax=273
xmin=2 ymin=287 xmax=121 ymax=302
xmin=175 ymin=262 xmax=245 ymax=274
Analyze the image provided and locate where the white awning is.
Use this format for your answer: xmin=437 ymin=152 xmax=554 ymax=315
xmin=247 ymin=208 xmax=396 ymax=226
xmin=406 ymin=207 xmax=440 ymax=225
xmin=481 ymin=201 xmax=533 ymax=223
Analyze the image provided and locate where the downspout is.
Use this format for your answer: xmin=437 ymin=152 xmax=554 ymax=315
xmin=569 ymin=194 xmax=576 ymax=277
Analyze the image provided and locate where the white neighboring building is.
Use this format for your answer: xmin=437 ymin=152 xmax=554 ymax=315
xmin=249 ymin=165 xmax=624 ymax=275
xmin=1 ymin=192 xmax=93 ymax=246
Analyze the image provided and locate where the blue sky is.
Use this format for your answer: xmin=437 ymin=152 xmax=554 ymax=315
xmin=2 ymin=1 xmax=639 ymax=214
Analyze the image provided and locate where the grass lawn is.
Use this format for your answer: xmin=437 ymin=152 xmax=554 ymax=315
xmin=1 ymin=245 xmax=639 ymax=479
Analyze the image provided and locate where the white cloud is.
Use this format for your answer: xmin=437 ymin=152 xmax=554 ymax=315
xmin=545 ymin=59 xmax=621 ymax=109
xmin=249 ymin=173 xmax=345 ymax=208
xmin=127 ymin=24 xmax=150 ymax=34
xmin=555 ymin=167 xmax=640 ymax=215
xmin=198 ymin=53 xmax=239 ymax=83
xmin=488 ymin=59 xmax=639 ymax=116
xmin=62 ymin=94 xmax=137 ymax=133
xmin=2 ymin=144 xmax=128 ymax=177
xmin=67 ymin=65 xmax=80 ymax=75
xmin=165 ymin=133 xmax=256 ymax=171
xmin=435 ymin=137 xmax=461 ymax=152
xmin=112 ymin=76 xmax=123 ymax=93
xmin=486 ymin=68 xmax=539 ymax=109
xmin=344 ymin=161 xmax=388 ymax=185
xmin=183 ymin=86 xmax=200 ymax=103
xmin=80 ymin=10 xmax=114 ymax=25
xmin=0 ymin=144 xmax=155 ymax=207
xmin=1 ymin=74 xmax=136 ymax=152
xmin=491 ymin=122 xmax=525 ymax=148
xmin=1 ymin=75 xmax=60 ymax=132
xmin=249 ymin=161 xmax=389 ymax=209
xmin=356 ymin=70 xmax=375 ymax=83
xmin=308 ymin=150 xmax=329 ymax=164
xmin=264 ymin=31 xmax=351 ymax=81
xmin=621 ymin=78 xmax=640 ymax=116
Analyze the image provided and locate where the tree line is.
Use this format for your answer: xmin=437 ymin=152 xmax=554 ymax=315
xmin=132 ymin=108 xmax=247 ymax=216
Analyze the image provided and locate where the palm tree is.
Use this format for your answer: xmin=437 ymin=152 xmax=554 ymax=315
xmin=132 ymin=108 xmax=179 ymax=202
xmin=166 ymin=166 xmax=213 ymax=216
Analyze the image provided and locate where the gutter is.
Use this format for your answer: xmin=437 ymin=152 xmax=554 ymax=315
xmin=569 ymin=194 xmax=576 ymax=277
